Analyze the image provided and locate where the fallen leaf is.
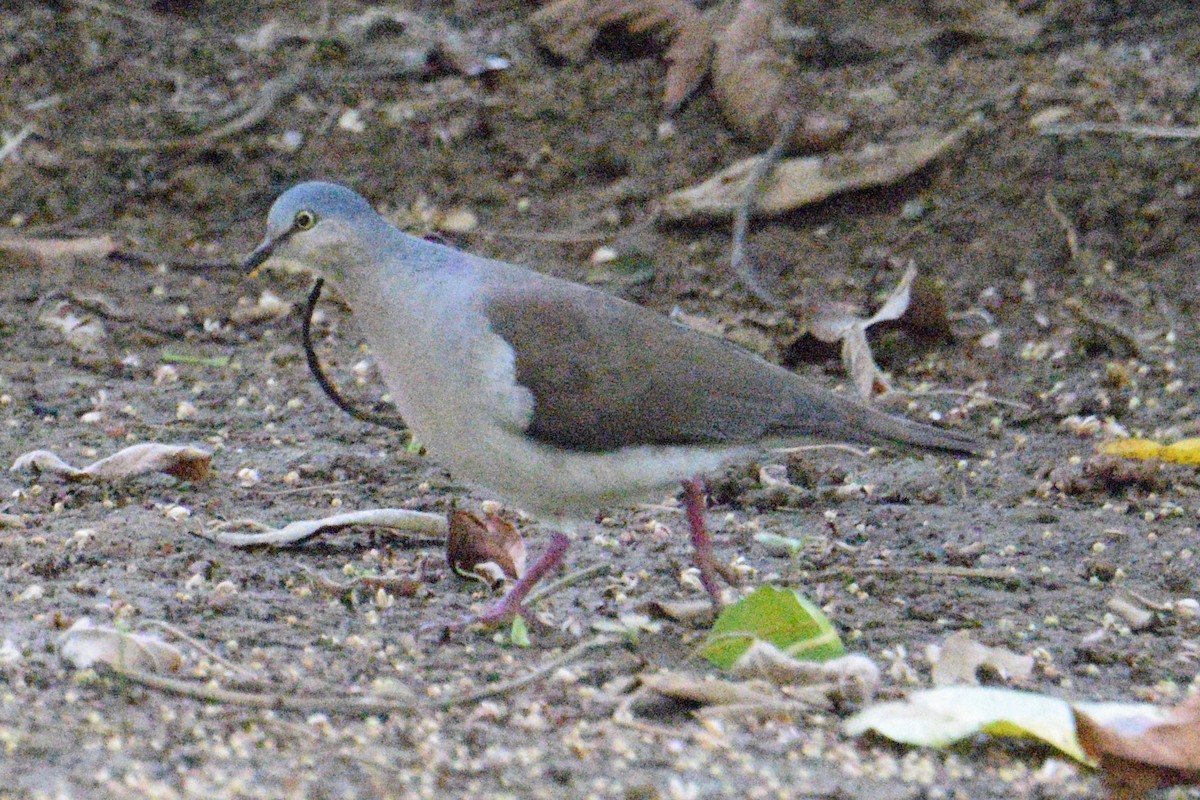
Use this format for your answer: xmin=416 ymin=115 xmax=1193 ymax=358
xmin=1101 ymin=437 xmax=1200 ymax=466
xmin=60 ymin=618 xmax=184 ymax=673
xmin=1075 ymin=694 xmax=1200 ymax=799
xmin=210 ymin=509 xmax=448 ymax=547
xmin=639 ymin=597 xmax=716 ymax=623
xmin=509 ymin=616 xmax=532 ymax=648
xmin=447 ymin=510 xmax=526 ymax=587
xmin=11 ymin=443 xmax=212 ymax=483
xmin=0 ymin=234 xmax=117 ymax=268
xmin=846 ymin=686 xmax=1166 ymax=764
xmin=712 ymin=0 xmax=849 ymax=151
xmin=701 ymin=585 xmax=844 ymax=669
xmin=530 ymin=0 xmax=713 ymax=111
xmin=731 ymin=643 xmax=880 ymax=701
xmin=1106 ymin=594 xmax=1157 ymax=632
xmin=753 ymin=531 xmax=807 ymax=557
xmin=639 ymin=670 xmax=779 ymax=707
xmin=37 ymin=300 xmax=107 ymax=352
xmin=928 ymin=630 xmax=1034 ymax=686
xmin=660 ymin=119 xmax=976 ymax=221
xmin=805 ymin=264 xmax=919 ymax=398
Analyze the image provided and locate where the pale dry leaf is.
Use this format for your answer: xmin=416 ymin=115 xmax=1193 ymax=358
xmin=843 ymin=325 xmax=890 ymax=398
xmin=60 ymin=618 xmax=184 ymax=673
xmin=639 ymin=669 xmax=778 ymax=707
xmin=661 ymin=120 xmax=976 ymax=221
xmin=731 ymin=641 xmax=880 ymax=699
xmin=929 ymin=630 xmax=1034 ymax=686
xmin=712 ymin=0 xmax=848 ymax=151
xmin=11 ymin=443 xmax=211 ymax=483
xmin=804 ymin=265 xmax=918 ymax=399
xmin=210 ymin=509 xmax=448 ymax=547
xmin=1075 ymin=694 xmax=1200 ymax=799
xmin=447 ymin=510 xmax=527 ymax=586
xmin=37 ymin=300 xmax=107 ymax=352
xmin=0 ymin=234 xmax=117 ymax=267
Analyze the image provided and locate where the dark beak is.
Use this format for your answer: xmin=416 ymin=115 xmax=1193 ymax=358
xmin=243 ymin=237 xmax=277 ymax=278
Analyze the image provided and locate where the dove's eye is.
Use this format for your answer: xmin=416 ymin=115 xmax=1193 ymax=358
xmin=294 ymin=210 xmax=317 ymax=231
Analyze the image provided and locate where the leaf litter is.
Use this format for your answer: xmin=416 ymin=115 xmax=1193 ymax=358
xmin=11 ymin=442 xmax=212 ymax=482
xmin=60 ymin=618 xmax=184 ymax=673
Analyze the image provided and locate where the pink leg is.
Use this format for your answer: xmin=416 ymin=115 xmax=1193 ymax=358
xmin=440 ymin=532 xmax=570 ymax=632
xmin=681 ymin=478 xmax=740 ymax=604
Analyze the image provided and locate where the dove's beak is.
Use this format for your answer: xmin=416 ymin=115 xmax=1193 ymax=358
xmin=243 ymin=236 xmax=279 ymax=279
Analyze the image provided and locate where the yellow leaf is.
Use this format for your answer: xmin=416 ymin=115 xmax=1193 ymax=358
xmin=1100 ymin=438 xmax=1165 ymax=460
xmin=1161 ymin=438 xmax=1200 ymax=465
xmin=1102 ymin=437 xmax=1200 ymax=465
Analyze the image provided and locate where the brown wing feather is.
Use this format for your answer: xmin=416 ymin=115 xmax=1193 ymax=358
xmin=485 ymin=281 xmax=835 ymax=452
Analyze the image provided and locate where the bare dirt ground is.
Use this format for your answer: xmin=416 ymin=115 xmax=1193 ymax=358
xmin=2 ymin=1 xmax=1200 ymax=798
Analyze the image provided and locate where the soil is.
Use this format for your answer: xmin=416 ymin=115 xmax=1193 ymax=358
xmin=3 ymin=1 xmax=1200 ymax=798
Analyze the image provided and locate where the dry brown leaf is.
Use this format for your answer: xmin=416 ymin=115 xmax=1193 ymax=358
xmin=639 ymin=597 xmax=716 ymax=623
xmin=805 ymin=264 xmax=918 ymax=398
xmin=60 ymin=618 xmax=184 ymax=673
xmin=1075 ymin=694 xmax=1200 ymax=800
xmin=661 ymin=120 xmax=975 ymax=221
xmin=712 ymin=0 xmax=848 ymax=151
xmin=447 ymin=510 xmax=527 ymax=587
xmin=928 ymin=630 xmax=1034 ymax=686
xmin=530 ymin=0 xmax=713 ymax=111
xmin=11 ymin=443 xmax=211 ymax=482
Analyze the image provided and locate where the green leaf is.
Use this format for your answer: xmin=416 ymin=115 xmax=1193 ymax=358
xmin=700 ymin=586 xmax=844 ymax=670
xmin=509 ymin=615 xmax=531 ymax=648
xmin=161 ymin=351 xmax=231 ymax=368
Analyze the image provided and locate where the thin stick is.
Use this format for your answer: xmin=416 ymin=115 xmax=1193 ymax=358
xmin=104 ymin=636 xmax=616 ymax=713
xmin=262 ymin=479 xmax=356 ymax=497
xmin=81 ymin=49 xmax=313 ymax=153
xmin=105 ymin=665 xmax=422 ymax=714
xmin=771 ymin=443 xmax=872 ymax=458
xmin=1044 ymin=192 xmax=1080 ymax=260
xmin=143 ymin=620 xmax=259 ymax=681
xmin=1040 ymin=121 xmax=1200 ymax=140
xmin=813 ymin=564 xmax=1021 ymax=582
xmin=297 ymin=565 xmax=423 ymax=596
xmin=729 ymin=108 xmax=804 ymax=309
xmin=525 ymin=563 xmax=611 ymax=607
xmin=440 ymin=636 xmax=617 ymax=708
xmin=886 ymin=387 xmax=1032 ymax=411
